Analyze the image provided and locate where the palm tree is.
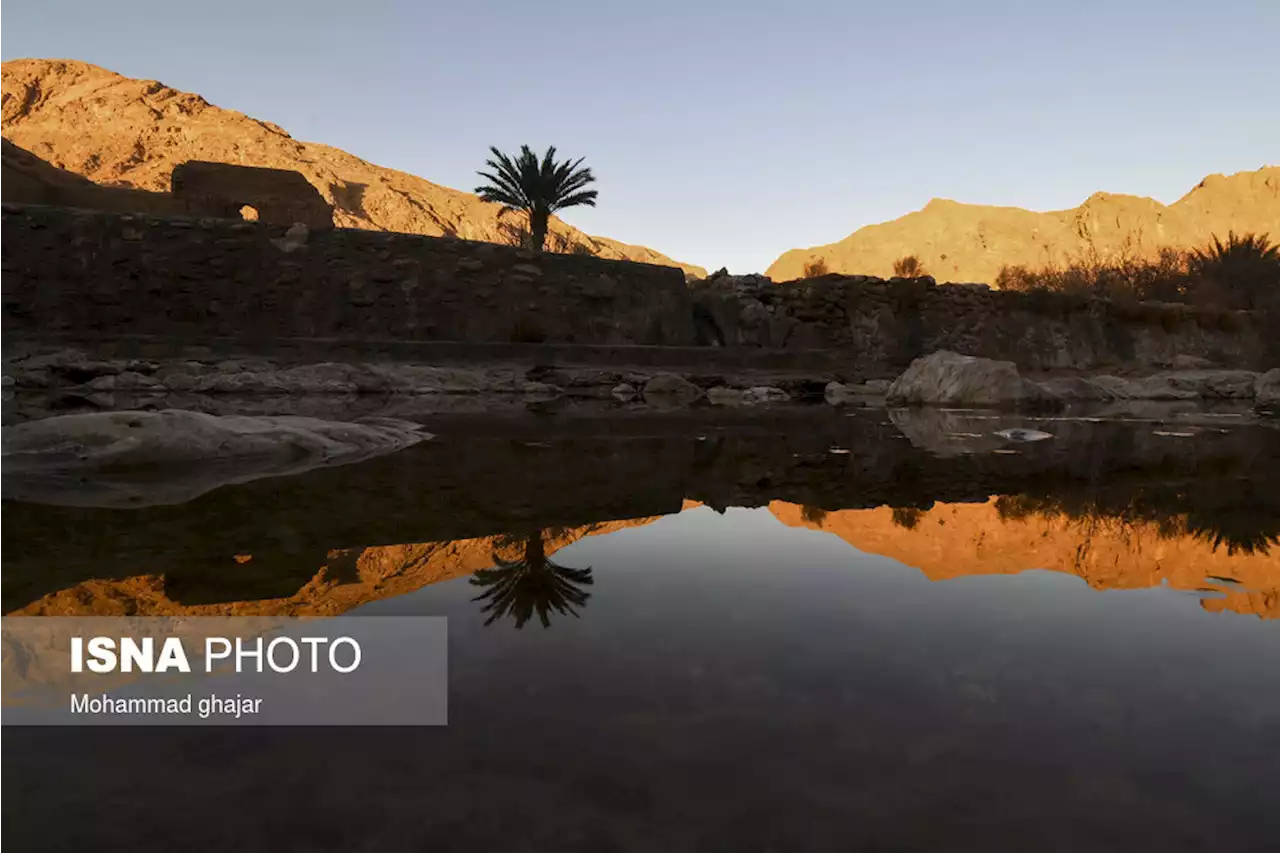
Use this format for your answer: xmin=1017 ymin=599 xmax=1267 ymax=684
xmin=1186 ymin=232 xmax=1280 ymax=310
xmin=475 ymin=145 xmax=598 ymax=252
xmin=470 ymin=529 xmax=594 ymax=628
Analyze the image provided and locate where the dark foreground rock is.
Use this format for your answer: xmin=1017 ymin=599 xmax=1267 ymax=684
xmin=2 ymin=410 xmax=430 ymax=507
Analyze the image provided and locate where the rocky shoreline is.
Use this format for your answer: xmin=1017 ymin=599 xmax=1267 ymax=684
xmin=4 ymin=346 xmax=1277 ymax=417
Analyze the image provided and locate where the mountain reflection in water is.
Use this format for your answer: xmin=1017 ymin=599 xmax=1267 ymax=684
xmin=11 ymin=496 xmax=1278 ymax=623
xmin=4 ymin=411 xmax=1280 ymax=851
xmin=5 ymin=411 xmax=1278 ymax=623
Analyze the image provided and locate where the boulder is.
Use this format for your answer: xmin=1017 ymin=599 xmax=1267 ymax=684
xmin=642 ymin=374 xmax=702 ymax=404
xmin=825 ymin=379 xmax=891 ymax=405
xmin=1173 ymin=354 xmax=1215 ymax=370
xmin=1087 ymin=370 xmax=1260 ymax=401
xmin=611 ymin=382 xmax=638 ymax=401
xmin=88 ymin=370 xmax=162 ymax=392
xmin=1 ymin=410 xmax=431 ymax=507
xmin=742 ymin=386 xmax=790 ymax=405
xmin=1160 ymin=370 xmax=1259 ymax=399
xmin=521 ymin=382 xmax=562 ymax=401
xmin=1256 ymin=369 xmax=1280 ymax=412
xmin=1036 ymin=376 xmax=1120 ymax=401
xmin=706 ymin=386 xmax=745 ymax=406
xmin=863 ymin=379 xmax=893 ymax=394
xmin=886 ymin=351 xmax=1060 ymax=409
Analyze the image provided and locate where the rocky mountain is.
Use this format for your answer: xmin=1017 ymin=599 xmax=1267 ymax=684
xmin=768 ymin=167 xmax=1280 ymax=284
xmin=0 ymin=58 xmax=706 ymax=277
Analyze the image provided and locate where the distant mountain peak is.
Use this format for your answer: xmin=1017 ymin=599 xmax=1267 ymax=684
xmin=768 ymin=166 xmax=1278 ymax=283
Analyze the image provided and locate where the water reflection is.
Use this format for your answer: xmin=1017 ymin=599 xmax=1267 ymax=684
xmin=5 ymin=413 xmax=1280 ymax=849
xmin=780 ymin=499 xmax=1280 ymax=619
xmin=3 ymin=415 xmax=1278 ymax=622
xmin=9 ymin=494 xmax=1279 ymax=622
xmin=471 ymin=529 xmax=595 ymax=628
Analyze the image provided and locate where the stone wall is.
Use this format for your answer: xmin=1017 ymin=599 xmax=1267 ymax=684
xmin=1 ymin=204 xmax=696 ymax=347
xmin=691 ymin=273 xmax=1269 ymax=374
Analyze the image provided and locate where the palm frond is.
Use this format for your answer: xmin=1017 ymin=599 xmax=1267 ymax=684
xmin=474 ymin=144 xmax=599 ymax=247
xmin=551 ymin=190 xmax=598 ymax=211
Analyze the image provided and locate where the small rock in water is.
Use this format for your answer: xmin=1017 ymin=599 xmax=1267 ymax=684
xmin=706 ymin=386 xmax=745 ymax=406
xmin=642 ymin=374 xmax=702 ymax=404
xmin=611 ymin=382 xmax=637 ymax=401
xmin=993 ymin=428 xmax=1053 ymax=442
xmin=522 ymin=381 xmax=562 ymax=400
xmin=742 ymin=386 xmax=789 ymax=405
xmin=1152 ymin=430 xmax=1196 ymax=438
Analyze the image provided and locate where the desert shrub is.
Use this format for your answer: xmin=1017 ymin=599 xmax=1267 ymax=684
xmin=891 ymin=506 xmax=925 ymax=530
xmin=802 ymin=257 xmax=830 ymax=278
xmin=1186 ymin=232 xmax=1280 ymax=311
xmin=996 ymin=244 xmax=1190 ymax=304
xmin=801 ymin=505 xmax=828 ymax=526
xmin=892 ymin=255 xmax=927 ymax=278
xmin=997 ymin=234 xmax=1278 ymax=315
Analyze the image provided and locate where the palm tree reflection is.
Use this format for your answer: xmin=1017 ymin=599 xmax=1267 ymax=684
xmin=470 ymin=529 xmax=594 ymax=628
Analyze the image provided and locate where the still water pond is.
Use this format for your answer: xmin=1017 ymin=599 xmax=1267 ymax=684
xmin=4 ymin=408 xmax=1279 ymax=851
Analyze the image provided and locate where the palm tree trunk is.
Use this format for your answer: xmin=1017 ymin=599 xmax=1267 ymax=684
xmin=525 ymin=530 xmax=547 ymax=570
xmin=529 ymin=209 xmax=549 ymax=252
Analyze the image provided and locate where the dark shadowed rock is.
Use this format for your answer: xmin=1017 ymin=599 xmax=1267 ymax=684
xmin=742 ymin=386 xmax=790 ymax=405
xmin=2 ymin=410 xmax=430 ymax=507
xmin=1256 ymin=369 xmax=1280 ymax=413
xmin=642 ymin=374 xmax=702 ymax=404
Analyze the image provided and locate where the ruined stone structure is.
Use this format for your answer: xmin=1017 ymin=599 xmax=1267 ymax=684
xmin=1 ymin=204 xmax=1268 ymax=373
xmin=1 ymin=204 xmax=695 ymax=347
xmin=170 ymin=161 xmax=334 ymax=228
xmin=690 ymin=273 xmax=1268 ymax=373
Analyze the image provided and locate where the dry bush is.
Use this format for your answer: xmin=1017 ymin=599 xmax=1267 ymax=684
xmin=891 ymin=506 xmax=925 ymax=530
xmin=802 ymin=257 xmax=830 ymax=278
xmin=892 ymin=255 xmax=927 ymax=278
xmin=996 ymin=242 xmax=1189 ymax=304
xmin=996 ymin=233 xmax=1278 ymax=314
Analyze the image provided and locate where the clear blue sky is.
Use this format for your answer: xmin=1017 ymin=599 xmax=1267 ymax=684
xmin=3 ymin=0 xmax=1277 ymax=272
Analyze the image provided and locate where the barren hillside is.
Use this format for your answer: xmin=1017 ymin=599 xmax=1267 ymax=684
xmin=0 ymin=58 xmax=706 ymax=277
xmin=768 ymin=167 xmax=1280 ymax=283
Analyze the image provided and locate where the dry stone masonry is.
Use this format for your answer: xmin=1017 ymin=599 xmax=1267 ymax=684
xmin=690 ymin=271 xmax=1267 ymax=373
xmin=1 ymin=204 xmax=696 ymax=347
